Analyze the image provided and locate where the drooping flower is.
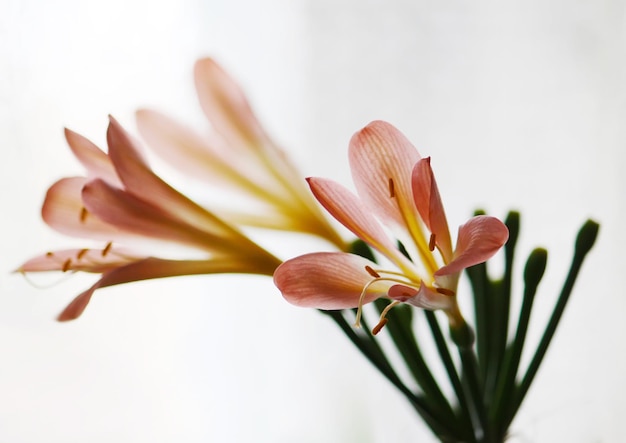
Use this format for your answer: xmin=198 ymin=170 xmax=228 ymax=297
xmin=18 ymin=117 xmax=282 ymax=321
xmin=135 ymin=58 xmax=345 ymax=249
xmin=273 ymin=121 xmax=509 ymax=331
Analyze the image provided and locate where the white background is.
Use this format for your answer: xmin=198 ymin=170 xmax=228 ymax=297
xmin=1 ymin=0 xmax=624 ymax=441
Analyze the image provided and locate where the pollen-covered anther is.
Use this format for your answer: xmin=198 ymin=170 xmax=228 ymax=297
xmin=46 ymin=252 xmax=54 ymax=257
xmin=364 ymin=265 xmax=381 ymax=278
xmin=62 ymin=259 xmax=72 ymax=272
xmin=429 ymin=233 xmax=436 ymax=252
xmin=388 ymin=178 xmax=395 ymax=198
xmin=76 ymin=249 xmax=89 ymax=260
xmin=372 ymin=318 xmax=388 ymax=335
xmin=436 ymin=287 xmax=456 ymax=296
xmin=79 ymin=207 xmax=89 ymax=223
xmin=102 ymin=241 xmax=113 ymax=257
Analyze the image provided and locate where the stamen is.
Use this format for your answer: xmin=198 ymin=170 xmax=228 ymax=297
xmin=62 ymin=259 xmax=72 ymax=272
xmin=76 ymin=249 xmax=89 ymax=260
xmin=372 ymin=300 xmax=401 ymax=335
xmin=429 ymin=233 xmax=436 ymax=252
xmin=80 ymin=207 xmax=89 ymax=223
xmin=372 ymin=318 xmax=388 ymax=335
xmin=388 ymin=178 xmax=395 ymax=198
xmin=46 ymin=252 xmax=54 ymax=257
xmin=436 ymin=287 xmax=456 ymax=296
xmin=102 ymin=242 xmax=113 ymax=257
xmin=365 ymin=265 xmax=380 ymax=278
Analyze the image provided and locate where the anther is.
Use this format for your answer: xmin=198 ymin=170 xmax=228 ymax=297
xmin=46 ymin=252 xmax=54 ymax=257
xmin=365 ymin=265 xmax=380 ymax=278
xmin=102 ymin=242 xmax=113 ymax=257
xmin=79 ymin=207 xmax=89 ymax=223
xmin=429 ymin=233 xmax=436 ymax=251
xmin=388 ymin=178 xmax=395 ymax=198
xmin=436 ymin=287 xmax=456 ymax=296
xmin=76 ymin=249 xmax=89 ymax=260
xmin=62 ymin=259 xmax=72 ymax=272
xmin=372 ymin=318 xmax=388 ymax=335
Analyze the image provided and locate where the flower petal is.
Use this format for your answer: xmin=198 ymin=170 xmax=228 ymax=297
xmin=411 ymin=157 xmax=453 ymax=262
xmin=41 ymin=177 xmax=126 ymax=240
xmin=273 ymin=252 xmax=389 ymax=309
xmin=136 ymin=109 xmax=262 ymax=191
xmin=349 ymin=121 xmax=421 ymax=230
xmin=82 ymin=179 xmax=237 ymax=254
xmin=57 ymin=256 xmax=276 ymax=321
xmin=106 ymin=116 xmax=244 ymax=240
xmin=64 ymin=128 xmax=121 ymax=185
xmin=388 ymin=283 xmax=455 ymax=311
xmin=307 ymin=177 xmax=417 ymax=277
xmin=436 ymin=215 xmax=509 ymax=276
xmin=194 ymin=57 xmax=272 ymax=152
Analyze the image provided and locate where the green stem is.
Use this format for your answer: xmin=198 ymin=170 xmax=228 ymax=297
xmin=490 ymin=248 xmax=547 ymax=437
xmin=322 ymin=310 xmax=464 ymax=441
xmin=504 ymin=220 xmax=599 ymax=429
xmin=425 ymin=311 xmax=476 ymax=442
xmin=374 ymin=301 xmax=457 ymax=428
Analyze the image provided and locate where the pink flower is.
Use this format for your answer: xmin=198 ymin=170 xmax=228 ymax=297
xmin=135 ymin=58 xmax=345 ymax=249
xmin=273 ymin=121 xmax=509 ymax=331
xmin=18 ymin=117 xmax=281 ymax=321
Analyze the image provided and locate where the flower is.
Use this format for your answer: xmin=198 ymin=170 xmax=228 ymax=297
xmin=273 ymin=121 xmax=509 ymax=331
xmin=18 ymin=117 xmax=282 ymax=321
xmin=135 ymin=57 xmax=345 ymax=249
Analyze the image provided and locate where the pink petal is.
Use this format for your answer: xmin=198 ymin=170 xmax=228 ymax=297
xmin=411 ymin=158 xmax=453 ymax=262
xmin=307 ymin=177 xmax=417 ymax=277
xmin=135 ymin=109 xmax=286 ymax=204
xmin=349 ymin=121 xmax=421 ymax=230
xmin=82 ymin=179 xmax=236 ymax=253
xmin=106 ymin=116 xmax=241 ymax=240
xmin=436 ymin=215 xmax=509 ymax=276
xmin=194 ymin=58 xmax=271 ymax=152
xmin=273 ymin=252 xmax=389 ymax=309
xmin=41 ymin=177 xmax=126 ymax=240
xmin=64 ymin=128 xmax=121 ymax=185
xmin=57 ymin=256 xmax=273 ymax=321
xmin=388 ymin=283 xmax=455 ymax=311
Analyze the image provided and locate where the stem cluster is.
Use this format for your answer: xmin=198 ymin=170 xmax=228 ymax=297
xmin=322 ymin=213 xmax=599 ymax=442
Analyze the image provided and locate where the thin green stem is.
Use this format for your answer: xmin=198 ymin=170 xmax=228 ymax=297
xmin=425 ymin=311 xmax=476 ymax=442
xmin=322 ymin=309 xmax=464 ymax=441
xmin=504 ymin=220 xmax=599 ymax=429
xmin=490 ymin=248 xmax=547 ymax=437
xmin=374 ymin=300 xmax=457 ymax=428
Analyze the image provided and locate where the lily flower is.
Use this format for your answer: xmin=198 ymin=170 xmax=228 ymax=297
xmin=18 ymin=117 xmax=281 ymax=321
xmin=135 ymin=58 xmax=345 ymax=249
xmin=273 ymin=121 xmax=509 ymax=332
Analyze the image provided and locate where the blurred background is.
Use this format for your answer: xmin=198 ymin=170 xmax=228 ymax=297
xmin=1 ymin=0 xmax=624 ymax=441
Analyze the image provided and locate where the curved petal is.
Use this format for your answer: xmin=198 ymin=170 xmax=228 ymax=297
xmin=411 ymin=157 xmax=453 ymax=262
xmin=41 ymin=177 xmax=127 ymax=240
xmin=106 ymin=116 xmax=243 ymax=240
xmin=349 ymin=121 xmax=421 ymax=230
xmin=64 ymin=128 xmax=121 ymax=185
xmin=436 ymin=215 xmax=509 ymax=276
xmin=82 ymin=179 xmax=239 ymax=254
xmin=388 ymin=283 xmax=455 ymax=311
xmin=135 ymin=109 xmax=289 ymax=204
xmin=273 ymin=252 xmax=389 ymax=309
xmin=194 ymin=57 xmax=271 ymax=153
xmin=307 ymin=177 xmax=417 ymax=277
xmin=57 ymin=256 xmax=277 ymax=321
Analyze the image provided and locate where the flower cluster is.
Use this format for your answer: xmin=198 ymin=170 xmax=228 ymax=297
xmin=274 ymin=121 xmax=509 ymax=332
xmin=18 ymin=58 xmax=342 ymax=320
